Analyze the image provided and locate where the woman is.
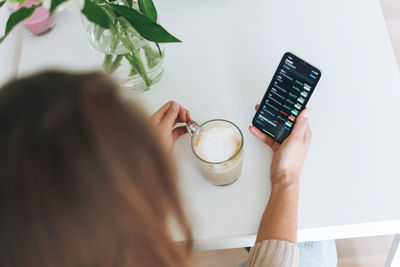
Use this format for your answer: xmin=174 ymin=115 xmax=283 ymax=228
xmin=0 ymin=71 xmax=333 ymax=267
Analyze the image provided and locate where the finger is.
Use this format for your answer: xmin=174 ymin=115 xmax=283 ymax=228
xmin=304 ymin=122 xmax=312 ymax=145
xmin=172 ymin=126 xmax=188 ymax=141
xmin=249 ymin=126 xmax=276 ymax=148
xmin=178 ymin=107 xmax=191 ymax=123
xmin=151 ymin=101 xmax=174 ymax=123
xmin=179 ymin=107 xmax=186 ymax=122
xmin=255 ymin=104 xmax=260 ymax=111
xmin=290 ymin=108 xmax=310 ymax=140
xmin=161 ymin=102 xmax=180 ymax=128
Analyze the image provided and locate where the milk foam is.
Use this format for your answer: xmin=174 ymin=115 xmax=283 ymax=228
xmin=194 ymin=126 xmax=241 ymax=162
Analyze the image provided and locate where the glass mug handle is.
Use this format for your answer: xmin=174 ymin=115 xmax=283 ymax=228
xmin=186 ymin=121 xmax=201 ymax=136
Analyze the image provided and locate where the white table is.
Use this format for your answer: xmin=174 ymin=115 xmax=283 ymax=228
xmin=3 ymin=0 xmax=400 ymax=260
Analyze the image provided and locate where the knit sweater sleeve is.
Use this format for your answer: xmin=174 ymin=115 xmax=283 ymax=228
xmin=245 ymin=240 xmax=298 ymax=267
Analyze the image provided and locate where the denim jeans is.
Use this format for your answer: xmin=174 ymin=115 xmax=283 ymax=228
xmin=240 ymin=240 xmax=337 ymax=267
xmin=298 ymin=240 xmax=337 ymax=267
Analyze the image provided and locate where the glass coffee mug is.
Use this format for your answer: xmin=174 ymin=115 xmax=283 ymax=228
xmin=187 ymin=119 xmax=244 ymax=186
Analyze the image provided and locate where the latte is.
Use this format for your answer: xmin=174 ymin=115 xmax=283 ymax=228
xmin=191 ymin=120 xmax=243 ymax=186
xmin=193 ymin=125 xmax=241 ymax=163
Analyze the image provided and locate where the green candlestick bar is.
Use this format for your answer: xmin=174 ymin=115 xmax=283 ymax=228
xmin=277 ymin=115 xmax=286 ymax=122
xmin=285 ymin=121 xmax=293 ymax=127
xmin=286 ymin=98 xmax=295 ymax=105
xmin=283 ymin=104 xmax=291 ymax=111
xmin=295 ymin=80 xmax=304 ymax=86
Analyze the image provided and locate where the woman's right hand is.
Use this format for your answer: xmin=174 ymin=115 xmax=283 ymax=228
xmin=249 ymin=105 xmax=312 ymax=188
xmin=150 ymin=101 xmax=191 ymax=154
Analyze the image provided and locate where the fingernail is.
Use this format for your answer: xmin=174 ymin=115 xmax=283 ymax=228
xmin=302 ymin=109 xmax=310 ymax=118
xmin=172 ymin=102 xmax=179 ymax=111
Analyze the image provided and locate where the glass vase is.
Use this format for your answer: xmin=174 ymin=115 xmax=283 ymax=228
xmin=82 ymin=1 xmax=165 ymax=92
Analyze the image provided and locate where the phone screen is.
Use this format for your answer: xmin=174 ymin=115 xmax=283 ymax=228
xmin=252 ymin=52 xmax=321 ymax=143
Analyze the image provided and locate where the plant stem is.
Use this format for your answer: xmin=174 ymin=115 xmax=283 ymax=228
xmin=103 ymin=54 xmax=113 ymax=71
xmin=124 ymin=53 xmax=140 ymax=73
xmin=101 ymin=5 xmax=152 ymax=87
xmin=132 ymin=50 xmax=151 ymax=86
xmin=94 ymin=24 xmax=105 ymax=41
xmin=109 ymin=55 xmax=123 ymax=74
xmin=124 ymin=52 xmax=150 ymax=87
xmin=118 ymin=16 xmax=151 ymax=87
xmin=155 ymin=42 xmax=162 ymax=57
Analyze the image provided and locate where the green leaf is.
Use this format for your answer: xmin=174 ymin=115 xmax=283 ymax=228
xmin=50 ymin=0 xmax=68 ymax=14
xmin=110 ymin=4 xmax=180 ymax=43
xmin=0 ymin=1 xmax=6 ymax=9
xmin=138 ymin=0 xmax=157 ymax=21
xmin=0 ymin=4 xmax=39 ymax=43
xmin=6 ymin=0 xmax=26 ymax=3
xmin=82 ymin=0 xmax=109 ymax=29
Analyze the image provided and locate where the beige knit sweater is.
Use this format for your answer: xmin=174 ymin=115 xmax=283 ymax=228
xmin=246 ymin=240 xmax=298 ymax=267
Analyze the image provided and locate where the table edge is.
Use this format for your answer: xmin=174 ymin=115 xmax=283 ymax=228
xmin=193 ymin=220 xmax=400 ymax=250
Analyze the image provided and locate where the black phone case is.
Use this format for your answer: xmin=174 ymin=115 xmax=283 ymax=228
xmin=252 ymin=52 xmax=321 ymax=143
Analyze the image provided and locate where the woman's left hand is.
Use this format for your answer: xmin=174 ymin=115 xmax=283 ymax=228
xmin=150 ymin=101 xmax=191 ymax=154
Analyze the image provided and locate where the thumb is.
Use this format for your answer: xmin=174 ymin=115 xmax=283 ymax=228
xmin=162 ymin=102 xmax=180 ymax=127
xmin=291 ymin=108 xmax=310 ymax=139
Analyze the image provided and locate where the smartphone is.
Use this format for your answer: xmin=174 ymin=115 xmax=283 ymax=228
xmin=252 ymin=52 xmax=321 ymax=143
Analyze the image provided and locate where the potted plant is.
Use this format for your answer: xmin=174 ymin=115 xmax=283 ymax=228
xmin=0 ymin=0 xmax=180 ymax=91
